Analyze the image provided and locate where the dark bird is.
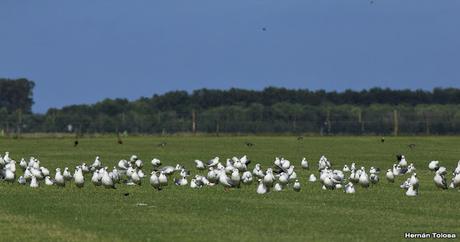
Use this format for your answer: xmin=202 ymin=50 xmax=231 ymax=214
xmin=381 ymin=137 xmax=385 ymax=143
xmin=123 ymin=192 xmax=129 ymax=196
xmin=408 ymin=144 xmax=416 ymax=149
xmin=245 ymin=142 xmax=254 ymax=147
xmin=158 ymin=142 xmax=167 ymax=148
xmin=370 ymin=0 xmax=374 ymax=4
xmin=396 ymin=154 xmax=402 ymax=161
xmin=262 ymin=27 xmax=267 ymax=31
xmin=297 ymin=136 xmax=304 ymax=140
xmin=74 ymin=140 xmax=79 ymax=147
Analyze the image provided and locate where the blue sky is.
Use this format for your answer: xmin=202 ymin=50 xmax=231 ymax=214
xmin=1 ymin=0 xmax=459 ymax=113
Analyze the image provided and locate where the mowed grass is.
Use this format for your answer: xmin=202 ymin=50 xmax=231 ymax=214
xmin=1 ymin=136 xmax=460 ymax=242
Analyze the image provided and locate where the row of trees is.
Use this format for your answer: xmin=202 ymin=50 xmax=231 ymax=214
xmin=1 ymin=78 xmax=460 ymax=135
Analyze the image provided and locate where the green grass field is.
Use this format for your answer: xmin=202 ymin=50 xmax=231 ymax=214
xmin=1 ymin=136 xmax=459 ymax=242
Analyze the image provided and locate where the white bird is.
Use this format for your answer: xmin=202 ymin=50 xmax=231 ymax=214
xmin=91 ymin=171 xmax=101 ymax=186
xmin=30 ymin=176 xmax=39 ymax=188
xmin=409 ymin=173 xmax=419 ymax=189
xmin=406 ymin=184 xmax=417 ymax=196
xmin=55 ymin=168 xmax=65 ymax=187
xmin=45 ymin=176 xmax=54 ymax=186
xmin=301 ymin=158 xmax=309 ymax=169
xmin=194 ymin=160 xmax=205 ymax=170
xmin=451 ymin=173 xmax=460 ymax=188
xmin=274 ymin=183 xmax=283 ymax=192
xmin=207 ymin=157 xmax=219 ymax=167
xmin=159 ymin=171 xmax=168 ymax=186
xmin=174 ymin=176 xmax=188 ymax=186
xmin=74 ymin=168 xmax=85 ymax=188
xmin=293 ymin=180 xmax=301 ymax=192
xmin=17 ymin=176 xmax=26 ymax=185
xmin=4 ymin=168 xmax=15 ymax=182
xmin=102 ymin=170 xmax=115 ymax=189
xmin=399 ymin=155 xmax=408 ymax=167
xmin=241 ymin=171 xmax=253 ymax=185
xmin=434 ymin=172 xmax=447 ymax=190
xmin=91 ymin=156 xmax=102 ymax=170
xmin=386 ymin=169 xmax=395 ymax=183
xmin=149 ymin=172 xmax=161 ymax=190
xmin=358 ymin=172 xmax=370 ymax=188
xmin=135 ymin=159 xmax=143 ymax=168
xmin=257 ymin=179 xmax=268 ymax=194
xmin=263 ymin=169 xmax=274 ymax=187
xmin=63 ymin=167 xmax=72 ymax=181
xmin=278 ymin=172 xmax=289 ymax=185
xmin=151 ymin=158 xmax=161 ymax=167
xmin=344 ymin=182 xmax=355 ymax=194
xmin=19 ymin=158 xmax=27 ymax=171
xmin=308 ymin=174 xmax=317 ymax=182
xmin=40 ymin=167 xmax=50 ymax=177
xmin=428 ymin=160 xmax=439 ymax=171
xmin=342 ymin=165 xmax=350 ymax=172
xmin=370 ymin=173 xmax=379 ymax=184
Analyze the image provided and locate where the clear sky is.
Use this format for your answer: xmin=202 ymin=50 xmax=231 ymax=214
xmin=1 ymin=0 xmax=459 ymax=113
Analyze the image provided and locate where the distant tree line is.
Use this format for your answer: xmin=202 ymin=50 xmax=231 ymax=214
xmin=1 ymin=78 xmax=460 ymax=135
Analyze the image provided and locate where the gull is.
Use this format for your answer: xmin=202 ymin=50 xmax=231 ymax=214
xmin=274 ymin=183 xmax=283 ymax=192
xmin=358 ymin=171 xmax=370 ymax=188
xmin=91 ymin=171 xmax=101 ymax=186
xmin=434 ymin=171 xmax=447 ymax=190
xmin=263 ymin=168 xmax=275 ymax=187
xmin=344 ymin=182 xmax=355 ymax=194
xmin=308 ymin=174 xmax=317 ymax=182
xmin=149 ymin=172 xmax=161 ymax=190
xmin=31 ymin=168 xmax=43 ymax=180
xmin=102 ymin=169 xmax=115 ymax=189
xmin=194 ymin=160 xmax=205 ymax=170
xmin=30 ymin=176 xmax=39 ymax=188
xmin=118 ymin=160 xmax=129 ymax=170
xmin=63 ymin=167 xmax=72 ymax=181
xmin=18 ymin=176 xmax=26 ymax=185
xmin=409 ymin=173 xmax=419 ymax=189
xmin=293 ymin=180 xmax=301 ymax=192
xmin=398 ymin=155 xmax=408 ymax=167
xmin=343 ymin=165 xmax=350 ymax=172
xmin=428 ymin=160 xmax=439 ymax=171
xmin=406 ymin=184 xmax=417 ymax=197
xmin=159 ymin=171 xmax=168 ymax=186
xmin=230 ymin=169 xmax=240 ymax=187
xmin=174 ymin=176 xmax=188 ymax=186
xmin=322 ymin=176 xmax=335 ymax=190
xmin=135 ymin=159 xmax=143 ymax=169
xmin=130 ymin=155 xmax=138 ymax=163
xmin=190 ymin=179 xmax=198 ymax=189
xmin=289 ymin=171 xmax=297 ymax=181
xmin=4 ymin=168 xmax=15 ymax=182
xmin=130 ymin=170 xmax=141 ymax=185
xmin=207 ymin=157 xmax=219 ymax=167
xmin=451 ymin=173 xmax=460 ymax=188
xmin=241 ymin=171 xmax=253 ymax=184
xmin=24 ymin=167 xmax=32 ymax=181
xmin=278 ymin=172 xmax=289 ymax=185
xmin=257 ymin=179 xmax=268 ymax=194
xmin=386 ymin=169 xmax=395 ymax=183
xmin=74 ymin=168 xmax=84 ymax=188
xmin=252 ymin=164 xmax=264 ymax=178
xmin=40 ymin=167 xmax=50 ymax=177
xmin=301 ymin=158 xmax=309 ymax=169
xmin=110 ymin=167 xmax=120 ymax=183
xmin=19 ymin=158 xmax=27 ymax=171
xmin=151 ymin=158 xmax=161 ymax=167
xmin=81 ymin=163 xmax=90 ymax=173
xmin=91 ymin=156 xmax=102 ymax=171
xmin=55 ymin=168 xmax=65 ymax=187
xmin=45 ymin=176 xmax=54 ymax=186
xmin=370 ymin=173 xmax=379 ymax=184
xmin=219 ymin=171 xmax=237 ymax=189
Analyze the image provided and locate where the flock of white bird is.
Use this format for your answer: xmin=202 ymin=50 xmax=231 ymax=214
xmin=1 ymin=151 xmax=460 ymax=197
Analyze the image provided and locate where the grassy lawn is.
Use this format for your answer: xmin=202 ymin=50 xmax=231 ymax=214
xmin=0 ymin=136 xmax=459 ymax=242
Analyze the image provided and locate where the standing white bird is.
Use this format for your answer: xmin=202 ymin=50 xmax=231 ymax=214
xmin=293 ymin=180 xmax=301 ymax=192
xmin=55 ymin=168 xmax=65 ymax=187
xmin=301 ymin=158 xmax=309 ymax=169
xmin=151 ymin=158 xmax=161 ymax=167
xmin=74 ymin=168 xmax=85 ymax=188
xmin=358 ymin=172 xmax=370 ymax=188
xmin=257 ymin=179 xmax=268 ymax=194
xmin=386 ymin=169 xmax=395 ymax=183
xmin=45 ymin=176 xmax=54 ymax=186
xmin=150 ymin=172 xmax=161 ymax=190
xmin=102 ymin=170 xmax=115 ymax=189
xmin=159 ymin=171 xmax=168 ymax=186
xmin=308 ymin=174 xmax=317 ymax=182
xmin=428 ymin=160 xmax=439 ymax=171
xmin=30 ymin=176 xmax=39 ymax=188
